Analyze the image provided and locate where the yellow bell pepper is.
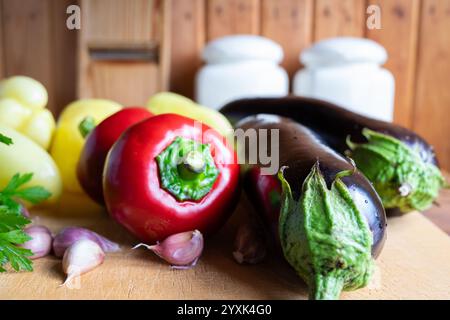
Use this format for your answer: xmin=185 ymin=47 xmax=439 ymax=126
xmin=146 ymin=92 xmax=233 ymax=138
xmin=0 ymin=75 xmax=48 ymax=110
xmin=0 ymin=76 xmax=56 ymax=150
xmin=0 ymin=125 xmax=62 ymax=203
xmin=50 ymin=99 xmax=122 ymax=193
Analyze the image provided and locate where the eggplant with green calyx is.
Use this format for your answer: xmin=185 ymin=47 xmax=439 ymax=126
xmin=221 ymin=96 xmax=448 ymax=213
xmin=236 ymin=114 xmax=386 ymax=300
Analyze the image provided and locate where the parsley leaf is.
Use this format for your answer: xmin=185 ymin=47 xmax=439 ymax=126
xmin=0 ymin=241 xmax=33 ymax=272
xmin=1 ymin=173 xmax=52 ymax=204
xmin=0 ymin=207 xmax=30 ymax=233
xmin=0 ymin=133 xmax=13 ymax=146
xmin=0 ymin=208 xmax=33 ymax=272
xmin=0 ymin=173 xmax=51 ymax=272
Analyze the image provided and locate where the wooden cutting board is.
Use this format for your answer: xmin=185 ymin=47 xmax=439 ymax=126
xmin=1 ymin=194 xmax=450 ymax=300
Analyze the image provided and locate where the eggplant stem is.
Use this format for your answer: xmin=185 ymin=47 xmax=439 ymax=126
xmin=398 ymin=183 xmax=412 ymax=197
xmin=311 ymin=275 xmax=344 ymax=300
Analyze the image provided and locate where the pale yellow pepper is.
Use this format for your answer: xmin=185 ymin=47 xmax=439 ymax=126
xmin=50 ymin=99 xmax=122 ymax=193
xmin=146 ymin=92 xmax=233 ymax=139
xmin=0 ymin=125 xmax=62 ymax=203
xmin=0 ymin=75 xmax=48 ymax=110
xmin=0 ymin=76 xmax=55 ymax=150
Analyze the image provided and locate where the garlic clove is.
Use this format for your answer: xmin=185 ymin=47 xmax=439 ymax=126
xmin=19 ymin=225 xmax=53 ymax=259
xmin=133 ymin=230 xmax=204 ymax=269
xmin=53 ymin=227 xmax=120 ymax=258
xmin=233 ymin=222 xmax=267 ymax=265
xmin=62 ymin=239 xmax=105 ymax=286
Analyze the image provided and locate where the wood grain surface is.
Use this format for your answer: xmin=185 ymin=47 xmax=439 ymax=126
xmin=206 ymin=0 xmax=261 ymax=40
xmin=413 ymin=0 xmax=450 ymax=177
xmin=366 ymin=0 xmax=420 ymax=129
xmin=169 ymin=0 xmax=205 ymax=98
xmin=1 ymin=194 xmax=450 ymax=300
xmin=260 ymin=0 xmax=314 ymax=79
xmin=77 ymin=0 xmax=168 ymax=106
xmin=1 ymin=0 xmax=450 ymax=171
xmin=314 ymin=0 xmax=366 ymax=40
xmin=424 ymin=172 xmax=450 ymax=235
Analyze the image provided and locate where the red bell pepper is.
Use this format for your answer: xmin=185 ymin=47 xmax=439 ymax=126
xmin=77 ymin=107 xmax=153 ymax=204
xmin=103 ymin=113 xmax=240 ymax=242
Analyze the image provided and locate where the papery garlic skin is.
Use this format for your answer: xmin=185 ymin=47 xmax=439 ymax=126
xmin=62 ymin=239 xmax=105 ymax=286
xmin=19 ymin=225 xmax=53 ymax=259
xmin=133 ymin=230 xmax=203 ymax=269
xmin=233 ymin=222 xmax=267 ymax=265
xmin=53 ymin=227 xmax=120 ymax=258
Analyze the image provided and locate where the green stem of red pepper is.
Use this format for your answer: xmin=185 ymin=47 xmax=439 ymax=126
xmin=78 ymin=116 xmax=96 ymax=138
xmin=177 ymin=151 xmax=206 ymax=180
xmin=156 ymin=137 xmax=219 ymax=201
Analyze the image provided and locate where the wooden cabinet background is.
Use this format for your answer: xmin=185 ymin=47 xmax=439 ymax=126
xmin=0 ymin=0 xmax=449 ymax=170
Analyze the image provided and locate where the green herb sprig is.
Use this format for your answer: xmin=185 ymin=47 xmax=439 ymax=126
xmin=0 ymin=133 xmax=51 ymax=272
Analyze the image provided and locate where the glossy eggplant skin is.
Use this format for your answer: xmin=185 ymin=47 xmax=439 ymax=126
xmin=222 ymin=96 xmax=438 ymax=167
xmin=237 ymin=114 xmax=387 ymax=258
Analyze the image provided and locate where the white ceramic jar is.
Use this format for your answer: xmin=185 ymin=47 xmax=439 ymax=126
xmin=196 ymin=35 xmax=289 ymax=110
xmin=293 ymin=37 xmax=395 ymax=122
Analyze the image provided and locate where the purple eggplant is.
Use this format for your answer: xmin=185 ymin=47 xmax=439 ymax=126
xmin=222 ymin=96 xmax=447 ymax=213
xmin=236 ymin=114 xmax=386 ymax=300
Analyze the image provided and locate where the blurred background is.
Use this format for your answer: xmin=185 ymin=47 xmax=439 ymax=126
xmin=0 ymin=0 xmax=448 ymax=170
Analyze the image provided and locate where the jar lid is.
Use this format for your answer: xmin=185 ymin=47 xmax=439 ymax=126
xmin=300 ymin=37 xmax=387 ymax=67
xmin=202 ymin=35 xmax=284 ymax=64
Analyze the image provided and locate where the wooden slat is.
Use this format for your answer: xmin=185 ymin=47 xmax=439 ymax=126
xmin=261 ymin=0 xmax=314 ymax=78
xmin=0 ymin=0 xmax=4 ymax=78
xmin=158 ymin=0 xmax=171 ymax=92
xmin=168 ymin=0 xmax=205 ymax=99
xmin=314 ymin=0 xmax=366 ymax=40
xmin=366 ymin=0 xmax=420 ymax=128
xmin=1 ymin=0 xmax=55 ymax=110
xmin=206 ymin=0 xmax=261 ymax=41
xmin=413 ymin=0 xmax=450 ymax=171
xmin=78 ymin=0 xmax=164 ymax=105
xmin=83 ymin=0 xmax=156 ymax=46
xmin=49 ymin=0 xmax=77 ymax=115
xmin=89 ymin=61 xmax=159 ymax=106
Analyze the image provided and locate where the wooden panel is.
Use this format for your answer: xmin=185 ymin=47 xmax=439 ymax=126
xmin=158 ymin=0 xmax=171 ymax=92
xmin=0 ymin=0 xmax=77 ymax=115
xmin=261 ymin=0 xmax=314 ymax=78
xmin=89 ymin=62 xmax=159 ymax=106
xmin=206 ymin=0 xmax=260 ymax=41
xmin=0 ymin=0 xmax=4 ymax=78
xmin=1 ymin=0 xmax=54 ymax=109
xmin=78 ymin=0 xmax=166 ymax=104
xmin=49 ymin=0 xmax=77 ymax=115
xmin=413 ymin=0 xmax=450 ymax=171
xmin=83 ymin=0 xmax=156 ymax=46
xmin=366 ymin=0 xmax=420 ymax=128
xmin=314 ymin=0 xmax=366 ymax=40
xmin=169 ymin=0 xmax=205 ymax=99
